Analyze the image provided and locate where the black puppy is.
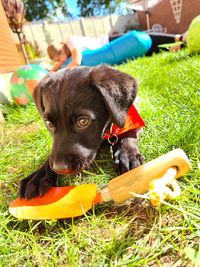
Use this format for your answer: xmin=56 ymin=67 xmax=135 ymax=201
xmin=19 ymin=65 xmax=144 ymax=199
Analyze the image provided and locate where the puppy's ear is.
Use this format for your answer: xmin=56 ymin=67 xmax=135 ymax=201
xmin=91 ymin=65 xmax=138 ymax=128
xmin=33 ymin=71 xmax=64 ymax=114
xmin=32 ymin=76 xmax=47 ymax=114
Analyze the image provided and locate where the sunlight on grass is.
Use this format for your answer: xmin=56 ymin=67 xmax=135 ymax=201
xmin=0 ymin=50 xmax=199 ymax=266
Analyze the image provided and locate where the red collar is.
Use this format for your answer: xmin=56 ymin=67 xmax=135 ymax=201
xmin=103 ymin=105 xmax=145 ymax=140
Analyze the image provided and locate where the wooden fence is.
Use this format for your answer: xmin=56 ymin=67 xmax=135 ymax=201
xmin=18 ymin=14 xmax=139 ymax=56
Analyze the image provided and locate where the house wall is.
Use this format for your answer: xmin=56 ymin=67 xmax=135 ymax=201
xmin=137 ymin=0 xmax=200 ymax=33
xmin=0 ymin=0 xmax=24 ymax=73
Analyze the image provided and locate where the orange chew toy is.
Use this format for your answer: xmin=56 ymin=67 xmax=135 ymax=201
xmin=9 ymin=185 xmax=102 ymax=220
xmin=9 ymin=149 xmax=192 ymax=220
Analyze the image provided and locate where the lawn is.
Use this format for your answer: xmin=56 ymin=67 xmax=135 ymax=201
xmin=0 ymin=50 xmax=200 ymax=266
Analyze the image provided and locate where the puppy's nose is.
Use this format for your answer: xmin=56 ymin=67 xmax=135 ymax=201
xmin=52 ymin=162 xmax=73 ymax=175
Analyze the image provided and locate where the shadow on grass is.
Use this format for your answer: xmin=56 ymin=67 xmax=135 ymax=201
xmin=7 ymin=198 xmax=158 ymax=238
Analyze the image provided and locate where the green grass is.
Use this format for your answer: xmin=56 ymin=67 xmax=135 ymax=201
xmin=0 ymin=50 xmax=200 ymax=266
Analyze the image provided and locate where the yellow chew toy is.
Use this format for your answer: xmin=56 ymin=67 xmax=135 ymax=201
xmin=9 ymin=149 xmax=192 ymax=220
xmin=132 ymin=167 xmax=182 ymax=206
xmin=148 ymin=167 xmax=181 ymax=206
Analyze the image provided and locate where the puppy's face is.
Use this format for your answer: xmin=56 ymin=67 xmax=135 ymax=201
xmin=33 ymin=65 xmax=138 ymax=175
xmin=38 ymin=76 xmax=110 ymax=174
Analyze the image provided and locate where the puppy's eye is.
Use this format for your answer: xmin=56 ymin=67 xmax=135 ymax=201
xmin=76 ymin=117 xmax=91 ymax=129
xmin=45 ymin=120 xmax=55 ymax=132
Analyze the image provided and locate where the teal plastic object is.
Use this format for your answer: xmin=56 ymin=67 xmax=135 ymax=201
xmin=187 ymin=15 xmax=200 ymax=53
xmin=62 ymin=31 xmax=152 ymax=67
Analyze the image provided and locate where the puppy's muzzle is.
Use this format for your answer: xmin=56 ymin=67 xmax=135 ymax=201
xmin=50 ymin=144 xmax=96 ymax=175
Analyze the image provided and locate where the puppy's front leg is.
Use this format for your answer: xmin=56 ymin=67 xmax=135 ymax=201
xmin=19 ymin=159 xmax=58 ymax=199
xmin=112 ymin=130 xmax=145 ymax=175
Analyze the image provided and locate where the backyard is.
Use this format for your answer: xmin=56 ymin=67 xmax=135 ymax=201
xmin=0 ymin=49 xmax=199 ymax=266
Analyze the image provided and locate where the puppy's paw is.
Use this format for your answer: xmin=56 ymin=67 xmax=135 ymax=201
xmin=113 ymin=139 xmax=144 ymax=175
xmin=19 ymin=168 xmax=57 ymax=199
xmin=19 ymin=175 xmax=52 ymax=199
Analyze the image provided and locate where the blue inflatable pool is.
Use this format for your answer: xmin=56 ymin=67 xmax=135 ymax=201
xmin=62 ymin=31 xmax=152 ymax=67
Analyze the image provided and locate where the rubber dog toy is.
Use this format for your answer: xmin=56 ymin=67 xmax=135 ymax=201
xmin=9 ymin=149 xmax=192 ymax=220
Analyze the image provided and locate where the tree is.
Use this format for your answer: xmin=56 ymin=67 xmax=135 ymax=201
xmin=77 ymin=0 xmax=125 ymax=17
xmin=23 ymin=0 xmax=71 ymax=21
